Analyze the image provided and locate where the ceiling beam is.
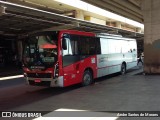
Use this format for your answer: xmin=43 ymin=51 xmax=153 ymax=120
xmin=128 ymin=0 xmax=141 ymax=7
xmin=82 ymin=0 xmax=143 ymax=23
xmin=6 ymin=0 xmax=65 ymax=14
xmin=101 ymin=0 xmax=142 ymax=20
xmin=112 ymin=0 xmax=141 ymax=14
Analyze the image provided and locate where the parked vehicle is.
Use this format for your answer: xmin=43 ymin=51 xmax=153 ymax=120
xmin=22 ymin=30 xmax=137 ymax=87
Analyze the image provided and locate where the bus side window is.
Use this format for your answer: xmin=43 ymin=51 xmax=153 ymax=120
xmin=63 ymin=38 xmax=73 ymax=56
xmin=100 ymin=38 xmax=109 ymax=54
xmin=79 ymin=36 xmax=87 ymax=55
xmin=88 ymin=37 xmax=96 ymax=55
xmin=79 ymin=36 xmax=96 ymax=55
xmin=63 ymin=35 xmax=80 ymax=56
xmin=62 ymin=34 xmax=80 ymax=67
xmin=70 ymin=35 xmax=79 ymax=55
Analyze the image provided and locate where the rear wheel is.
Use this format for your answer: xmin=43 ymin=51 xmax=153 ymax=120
xmin=82 ymin=70 xmax=93 ymax=86
xmin=121 ymin=63 xmax=126 ymax=75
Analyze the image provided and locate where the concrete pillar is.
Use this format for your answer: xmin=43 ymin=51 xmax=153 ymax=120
xmin=142 ymin=0 xmax=160 ymax=74
xmin=75 ymin=10 xmax=84 ymax=20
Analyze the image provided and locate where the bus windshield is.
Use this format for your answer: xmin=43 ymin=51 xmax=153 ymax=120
xmin=23 ymin=32 xmax=58 ymax=69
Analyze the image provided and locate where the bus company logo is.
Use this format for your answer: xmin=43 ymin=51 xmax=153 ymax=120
xmin=2 ymin=112 xmax=11 ymax=117
xmin=36 ymin=73 xmax=39 ymax=77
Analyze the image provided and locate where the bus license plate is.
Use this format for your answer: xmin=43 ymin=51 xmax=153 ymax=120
xmin=34 ymin=79 xmax=41 ymax=83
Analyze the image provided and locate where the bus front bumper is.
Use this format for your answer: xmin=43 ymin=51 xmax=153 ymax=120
xmin=25 ymin=76 xmax=64 ymax=87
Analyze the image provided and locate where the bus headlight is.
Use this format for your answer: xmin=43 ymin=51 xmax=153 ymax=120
xmin=24 ymin=73 xmax=27 ymax=77
xmin=54 ymin=63 xmax=59 ymax=78
xmin=55 ymin=68 xmax=59 ymax=77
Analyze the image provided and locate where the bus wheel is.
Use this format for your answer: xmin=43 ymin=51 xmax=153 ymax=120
xmin=121 ymin=63 xmax=126 ymax=75
xmin=82 ymin=70 xmax=93 ymax=86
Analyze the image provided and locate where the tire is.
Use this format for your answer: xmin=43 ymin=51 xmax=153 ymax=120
xmin=121 ymin=63 xmax=126 ymax=75
xmin=82 ymin=70 xmax=93 ymax=86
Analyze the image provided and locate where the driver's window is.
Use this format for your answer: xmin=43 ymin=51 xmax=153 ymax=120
xmin=63 ymin=38 xmax=73 ymax=56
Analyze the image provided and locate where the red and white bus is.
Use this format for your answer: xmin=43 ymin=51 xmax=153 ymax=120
xmin=23 ymin=30 xmax=137 ymax=87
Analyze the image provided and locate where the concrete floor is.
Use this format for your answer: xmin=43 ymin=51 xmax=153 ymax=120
xmin=0 ymin=66 xmax=160 ymax=119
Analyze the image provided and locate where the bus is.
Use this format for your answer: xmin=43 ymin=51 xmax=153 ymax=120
xmin=22 ymin=30 xmax=137 ymax=87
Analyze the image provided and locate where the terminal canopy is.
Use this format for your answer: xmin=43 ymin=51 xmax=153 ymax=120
xmin=0 ymin=1 xmax=143 ymax=39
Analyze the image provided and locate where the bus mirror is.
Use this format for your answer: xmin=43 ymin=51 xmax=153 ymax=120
xmin=62 ymin=38 xmax=67 ymax=50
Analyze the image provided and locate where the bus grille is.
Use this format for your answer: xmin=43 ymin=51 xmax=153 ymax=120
xmin=27 ymin=73 xmax=52 ymax=78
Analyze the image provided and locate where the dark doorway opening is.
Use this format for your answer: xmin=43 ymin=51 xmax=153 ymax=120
xmin=0 ymin=35 xmax=22 ymax=77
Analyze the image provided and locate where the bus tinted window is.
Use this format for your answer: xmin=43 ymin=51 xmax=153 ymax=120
xmin=70 ymin=35 xmax=79 ymax=55
xmin=96 ymin=38 xmax=101 ymax=54
xmin=63 ymin=35 xmax=79 ymax=56
xmin=79 ymin=36 xmax=96 ymax=55
xmin=62 ymin=34 xmax=80 ymax=67
xmin=63 ymin=35 xmax=100 ymax=56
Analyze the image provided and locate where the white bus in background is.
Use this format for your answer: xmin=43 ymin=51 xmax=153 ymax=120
xmin=97 ymin=33 xmax=137 ymax=77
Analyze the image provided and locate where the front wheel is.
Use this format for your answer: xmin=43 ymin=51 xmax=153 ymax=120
xmin=82 ymin=70 xmax=93 ymax=86
xmin=121 ymin=63 xmax=126 ymax=75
